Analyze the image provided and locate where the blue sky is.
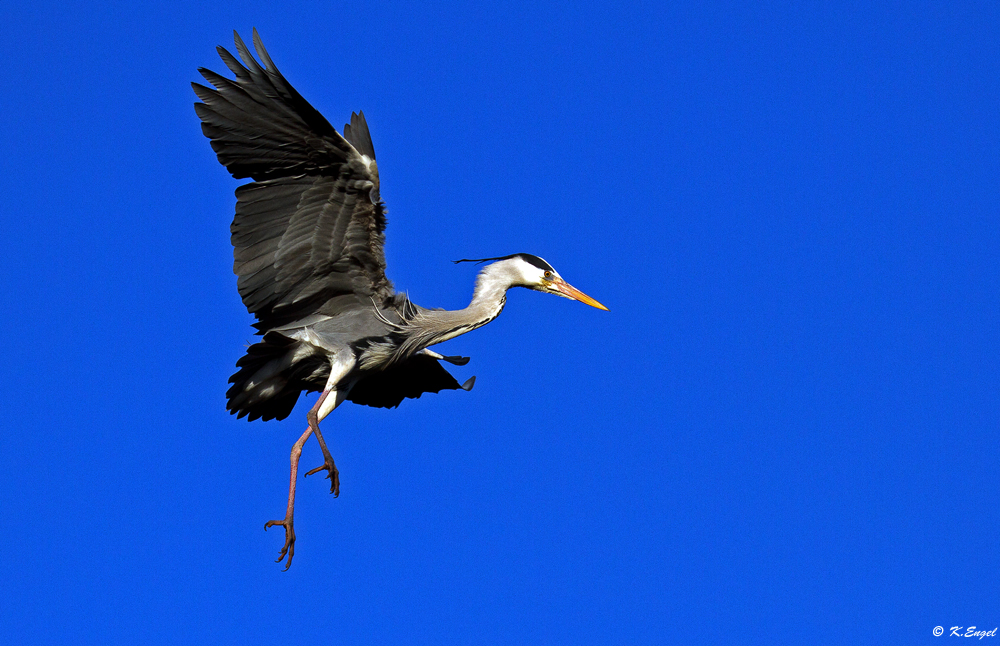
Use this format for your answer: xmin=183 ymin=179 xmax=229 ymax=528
xmin=2 ymin=1 xmax=998 ymax=644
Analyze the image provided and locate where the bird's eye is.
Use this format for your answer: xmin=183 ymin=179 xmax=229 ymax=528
xmin=543 ymin=271 xmax=552 ymax=279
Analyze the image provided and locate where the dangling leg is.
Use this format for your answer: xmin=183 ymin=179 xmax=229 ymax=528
xmin=304 ymin=388 xmax=347 ymax=495
xmin=264 ymin=425 xmax=313 ymax=570
xmin=264 ymin=353 xmax=354 ymax=569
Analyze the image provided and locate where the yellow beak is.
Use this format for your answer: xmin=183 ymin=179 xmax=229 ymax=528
xmin=552 ymin=278 xmax=609 ymax=311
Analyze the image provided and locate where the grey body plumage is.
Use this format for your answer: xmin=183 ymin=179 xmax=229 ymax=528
xmin=194 ymin=29 xmax=607 ymax=569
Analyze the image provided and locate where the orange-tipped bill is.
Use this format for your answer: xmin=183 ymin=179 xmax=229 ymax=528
xmin=552 ymin=279 xmax=609 ymax=311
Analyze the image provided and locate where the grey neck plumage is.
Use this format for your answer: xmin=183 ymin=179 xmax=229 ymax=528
xmin=390 ymin=261 xmax=519 ymax=360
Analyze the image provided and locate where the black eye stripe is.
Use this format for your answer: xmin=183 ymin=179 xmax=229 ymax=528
xmin=517 ymin=254 xmax=555 ymax=272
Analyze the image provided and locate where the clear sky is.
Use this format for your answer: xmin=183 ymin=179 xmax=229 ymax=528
xmin=2 ymin=1 xmax=998 ymax=644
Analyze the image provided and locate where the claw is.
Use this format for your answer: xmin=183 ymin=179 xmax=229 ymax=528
xmin=264 ymin=518 xmax=296 ymax=570
xmin=305 ymin=459 xmax=340 ymax=497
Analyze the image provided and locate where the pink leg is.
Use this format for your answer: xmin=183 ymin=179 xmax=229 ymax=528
xmin=304 ymin=389 xmax=341 ymax=497
xmin=264 ymin=425 xmax=313 ymax=570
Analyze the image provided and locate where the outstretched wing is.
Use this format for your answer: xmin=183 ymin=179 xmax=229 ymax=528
xmin=193 ymin=29 xmax=393 ymax=330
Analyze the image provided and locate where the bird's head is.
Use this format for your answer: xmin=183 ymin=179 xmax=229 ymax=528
xmin=456 ymin=253 xmax=609 ymax=311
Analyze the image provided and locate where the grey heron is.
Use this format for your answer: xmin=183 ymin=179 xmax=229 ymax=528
xmin=193 ymin=29 xmax=608 ymax=569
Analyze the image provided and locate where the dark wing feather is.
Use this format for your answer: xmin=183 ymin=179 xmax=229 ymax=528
xmin=346 ymin=355 xmax=475 ymax=409
xmin=343 ymin=111 xmax=376 ymax=160
xmin=193 ymin=29 xmax=393 ymax=329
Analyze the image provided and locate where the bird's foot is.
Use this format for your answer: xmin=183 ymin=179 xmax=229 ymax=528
xmin=264 ymin=517 xmax=296 ymax=570
xmin=305 ymin=457 xmax=340 ymax=497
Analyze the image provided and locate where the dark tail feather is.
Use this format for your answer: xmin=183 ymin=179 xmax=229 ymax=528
xmin=227 ymin=332 xmax=318 ymax=422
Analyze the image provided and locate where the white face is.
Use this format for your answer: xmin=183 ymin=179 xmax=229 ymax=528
xmin=505 ymin=256 xmax=562 ymax=289
xmin=493 ymin=255 xmax=608 ymax=310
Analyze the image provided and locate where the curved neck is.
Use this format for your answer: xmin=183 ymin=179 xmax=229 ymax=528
xmin=466 ymin=263 xmax=515 ymax=316
xmin=440 ymin=263 xmax=514 ymax=337
xmin=401 ymin=263 xmax=517 ymax=352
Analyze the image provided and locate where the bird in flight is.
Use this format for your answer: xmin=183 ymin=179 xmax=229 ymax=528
xmin=193 ymin=29 xmax=608 ymax=569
